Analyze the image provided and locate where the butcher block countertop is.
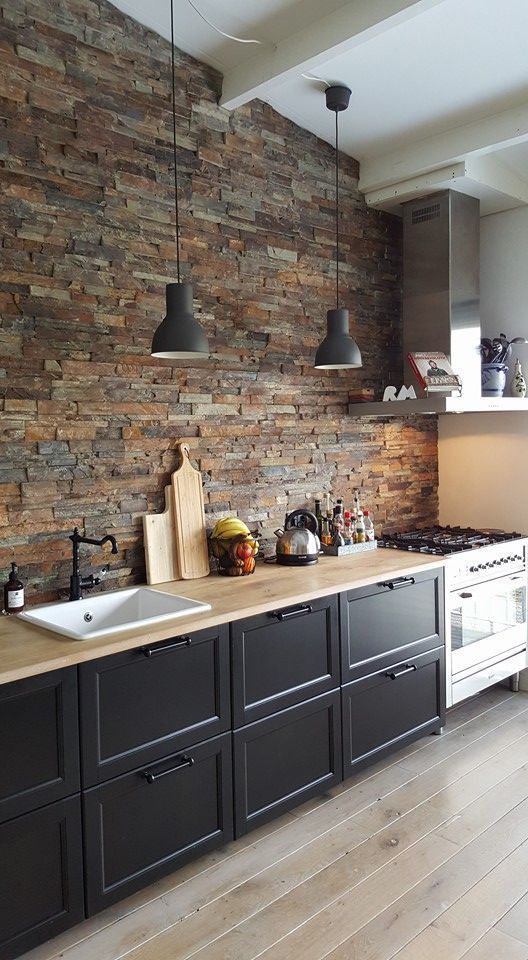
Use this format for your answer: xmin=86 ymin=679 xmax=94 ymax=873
xmin=0 ymin=550 xmax=443 ymax=686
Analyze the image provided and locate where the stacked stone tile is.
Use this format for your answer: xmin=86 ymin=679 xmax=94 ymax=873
xmin=0 ymin=0 xmax=438 ymax=600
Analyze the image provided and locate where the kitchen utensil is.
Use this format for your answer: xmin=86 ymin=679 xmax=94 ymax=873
xmin=171 ymin=442 xmax=209 ymax=579
xmin=142 ymin=485 xmax=180 ymax=584
xmin=274 ymin=509 xmax=320 ymax=566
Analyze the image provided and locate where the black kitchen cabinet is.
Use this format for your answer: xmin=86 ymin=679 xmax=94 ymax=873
xmin=342 ymin=646 xmax=445 ymax=775
xmin=231 ymin=596 xmax=339 ymax=726
xmin=79 ymin=625 xmax=230 ymax=785
xmin=0 ymin=796 xmax=84 ymax=960
xmin=83 ymin=732 xmax=233 ymax=914
xmin=0 ymin=569 xmax=448 ymax=959
xmin=0 ymin=668 xmax=80 ymax=825
xmin=340 ymin=568 xmax=444 ymax=683
xmin=233 ymin=690 xmax=342 ymax=836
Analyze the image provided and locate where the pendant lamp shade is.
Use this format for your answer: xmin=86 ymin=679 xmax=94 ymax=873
xmin=314 ymin=309 xmax=362 ymax=369
xmin=151 ymin=283 xmax=209 ymax=359
xmin=150 ymin=0 xmax=209 ymax=360
xmin=314 ymin=85 xmax=362 ymax=371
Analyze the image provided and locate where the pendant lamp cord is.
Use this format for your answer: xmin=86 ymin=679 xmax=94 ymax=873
xmin=170 ymin=0 xmax=181 ymax=283
xmin=335 ymin=109 xmax=339 ymax=311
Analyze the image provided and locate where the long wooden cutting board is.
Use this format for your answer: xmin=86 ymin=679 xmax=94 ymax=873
xmin=142 ymin=485 xmax=180 ymax=585
xmin=171 ymin=442 xmax=209 ymax=579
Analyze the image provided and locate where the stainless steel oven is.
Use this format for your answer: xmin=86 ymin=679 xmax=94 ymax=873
xmin=445 ymin=540 xmax=528 ymax=706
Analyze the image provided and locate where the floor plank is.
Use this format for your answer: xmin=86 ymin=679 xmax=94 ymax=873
xmin=19 ymin=688 xmax=528 ymax=960
xmin=461 ymin=928 xmax=528 ymax=959
xmin=496 ymin=890 xmax=528 ymax=945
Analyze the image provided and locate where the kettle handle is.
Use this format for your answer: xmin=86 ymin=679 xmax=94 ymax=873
xmin=284 ymin=509 xmax=319 ymax=535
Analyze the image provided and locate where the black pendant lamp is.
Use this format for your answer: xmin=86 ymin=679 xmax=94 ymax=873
xmin=315 ymin=85 xmax=362 ymax=370
xmin=151 ymin=0 xmax=209 ymax=359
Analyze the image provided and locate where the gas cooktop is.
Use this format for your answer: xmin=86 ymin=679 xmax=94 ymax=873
xmin=378 ymin=525 xmax=524 ymax=556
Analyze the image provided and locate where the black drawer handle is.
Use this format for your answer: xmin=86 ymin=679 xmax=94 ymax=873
xmin=271 ymin=604 xmax=313 ymax=622
xmin=143 ymin=755 xmax=194 ymax=783
xmin=385 ymin=664 xmax=417 ymax=680
xmin=378 ymin=577 xmax=416 ymax=591
xmin=141 ymin=636 xmax=191 ymax=657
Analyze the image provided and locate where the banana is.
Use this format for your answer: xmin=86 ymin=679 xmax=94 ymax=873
xmin=212 ymin=517 xmax=251 ymax=540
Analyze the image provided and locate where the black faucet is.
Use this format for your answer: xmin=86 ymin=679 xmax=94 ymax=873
xmin=69 ymin=527 xmax=118 ymax=601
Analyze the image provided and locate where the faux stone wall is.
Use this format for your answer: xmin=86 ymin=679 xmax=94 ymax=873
xmin=0 ymin=0 xmax=438 ymax=601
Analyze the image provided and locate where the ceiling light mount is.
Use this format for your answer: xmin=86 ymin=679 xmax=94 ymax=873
xmin=314 ymin=84 xmax=362 ymax=371
xmin=325 ymin=84 xmax=351 ymax=113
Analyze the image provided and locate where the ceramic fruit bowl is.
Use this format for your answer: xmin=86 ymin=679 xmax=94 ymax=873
xmin=209 ymin=534 xmax=259 ymax=576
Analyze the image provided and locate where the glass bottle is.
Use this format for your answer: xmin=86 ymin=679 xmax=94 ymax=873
xmin=355 ymin=510 xmax=366 ymax=544
xmin=343 ymin=511 xmax=353 ymax=545
xmin=314 ymin=499 xmax=323 ymax=538
xmin=320 ymin=516 xmax=332 ymax=546
xmin=363 ymin=509 xmax=375 ymax=542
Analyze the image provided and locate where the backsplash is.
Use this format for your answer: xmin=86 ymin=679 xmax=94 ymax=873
xmin=0 ymin=0 xmax=438 ymax=601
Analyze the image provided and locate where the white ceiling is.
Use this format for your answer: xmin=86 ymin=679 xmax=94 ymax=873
xmin=109 ymin=0 xmax=528 ymax=215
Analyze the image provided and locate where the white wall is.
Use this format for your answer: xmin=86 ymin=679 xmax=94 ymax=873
xmin=438 ymin=205 xmax=528 ymax=532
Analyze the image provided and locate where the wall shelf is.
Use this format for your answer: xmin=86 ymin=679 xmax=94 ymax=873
xmin=348 ymin=397 xmax=528 ymax=417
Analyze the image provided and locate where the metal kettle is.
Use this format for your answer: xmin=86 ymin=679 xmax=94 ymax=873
xmin=274 ymin=509 xmax=321 ymax=566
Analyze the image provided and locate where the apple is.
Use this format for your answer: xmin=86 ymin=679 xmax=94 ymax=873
xmin=235 ymin=540 xmax=254 ymax=560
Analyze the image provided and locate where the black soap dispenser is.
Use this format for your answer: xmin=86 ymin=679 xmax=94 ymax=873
xmin=3 ymin=562 xmax=25 ymax=614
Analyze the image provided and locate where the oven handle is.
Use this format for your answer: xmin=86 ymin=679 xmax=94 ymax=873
xmin=459 ymin=592 xmax=473 ymax=599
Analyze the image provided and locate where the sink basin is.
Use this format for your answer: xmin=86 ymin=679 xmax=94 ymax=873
xmin=18 ymin=587 xmax=212 ymax=641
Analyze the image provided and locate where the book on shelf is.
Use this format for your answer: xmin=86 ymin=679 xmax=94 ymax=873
xmin=407 ymin=352 xmax=462 ymax=394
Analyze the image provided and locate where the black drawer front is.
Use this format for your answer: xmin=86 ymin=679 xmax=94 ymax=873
xmin=0 ymin=669 xmax=80 ymax=824
xmin=79 ymin=625 xmax=230 ymax=785
xmin=233 ymin=690 xmax=342 ymax=837
xmin=231 ymin=595 xmax=339 ymax=726
xmin=0 ymin=796 xmax=84 ymax=960
xmin=83 ymin=732 xmax=233 ymax=915
xmin=342 ymin=647 xmax=445 ymax=776
xmin=340 ymin=567 xmax=444 ymax=682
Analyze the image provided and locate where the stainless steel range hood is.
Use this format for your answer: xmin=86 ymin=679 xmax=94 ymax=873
xmin=349 ymin=190 xmax=528 ymax=416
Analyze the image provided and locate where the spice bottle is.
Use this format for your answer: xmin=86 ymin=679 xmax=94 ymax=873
xmin=4 ymin=563 xmax=25 ymax=614
xmin=363 ymin=509 xmax=375 ymax=542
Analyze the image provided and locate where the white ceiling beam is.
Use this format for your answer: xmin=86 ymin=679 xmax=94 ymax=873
xmin=359 ymin=101 xmax=528 ymax=193
xmin=220 ymin=0 xmax=448 ymax=110
xmin=464 ymin=154 xmax=528 ymax=207
xmin=363 ymin=157 xmax=528 ymax=217
xmin=363 ymin=163 xmax=466 ymax=208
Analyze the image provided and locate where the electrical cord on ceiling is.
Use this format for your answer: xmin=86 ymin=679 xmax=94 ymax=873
xmin=186 ymin=0 xmax=263 ymax=43
xmin=301 ymin=73 xmax=331 ymax=87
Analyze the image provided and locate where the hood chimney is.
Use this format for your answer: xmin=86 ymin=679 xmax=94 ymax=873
xmin=402 ymin=190 xmax=481 ymax=398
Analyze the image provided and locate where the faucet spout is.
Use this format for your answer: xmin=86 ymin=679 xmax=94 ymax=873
xmin=99 ymin=535 xmax=118 ymax=554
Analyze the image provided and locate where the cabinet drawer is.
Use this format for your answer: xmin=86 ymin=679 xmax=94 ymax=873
xmin=340 ymin=567 xmax=444 ymax=683
xmin=0 ymin=796 xmax=84 ymax=960
xmin=231 ymin=595 xmax=339 ymax=726
xmin=83 ymin=732 xmax=233 ymax=915
xmin=79 ymin=625 xmax=230 ymax=785
xmin=0 ymin=668 xmax=80 ymax=825
xmin=342 ymin=647 xmax=445 ymax=776
xmin=233 ymin=690 xmax=342 ymax=836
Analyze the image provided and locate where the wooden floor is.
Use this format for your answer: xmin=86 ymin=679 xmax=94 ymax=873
xmin=23 ymin=686 xmax=528 ymax=960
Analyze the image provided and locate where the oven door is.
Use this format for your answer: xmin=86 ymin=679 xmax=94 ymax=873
xmin=450 ymin=572 xmax=527 ymax=679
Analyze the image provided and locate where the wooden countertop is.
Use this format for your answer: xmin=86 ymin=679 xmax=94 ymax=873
xmin=0 ymin=550 xmax=443 ymax=685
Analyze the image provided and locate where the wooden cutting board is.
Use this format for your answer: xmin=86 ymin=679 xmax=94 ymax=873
xmin=171 ymin=442 xmax=209 ymax=579
xmin=142 ymin=485 xmax=180 ymax=585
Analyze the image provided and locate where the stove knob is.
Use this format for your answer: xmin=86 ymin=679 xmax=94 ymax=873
xmin=469 ymin=565 xmax=478 ymax=573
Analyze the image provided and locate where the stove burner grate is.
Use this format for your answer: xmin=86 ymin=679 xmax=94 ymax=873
xmin=379 ymin=525 xmax=523 ymax=556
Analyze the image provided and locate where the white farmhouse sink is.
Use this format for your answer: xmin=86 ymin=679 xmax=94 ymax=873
xmin=18 ymin=587 xmax=211 ymax=641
